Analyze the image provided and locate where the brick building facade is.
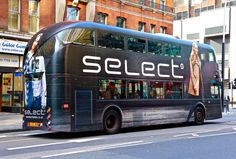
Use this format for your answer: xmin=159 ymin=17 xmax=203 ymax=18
xmin=66 ymin=0 xmax=174 ymax=34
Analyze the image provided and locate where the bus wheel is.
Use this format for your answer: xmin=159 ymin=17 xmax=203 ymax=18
xmin=103 ymin=110 xmax=121 ymax=134
xmin=194 ymin=107 xmax=205 ymax=125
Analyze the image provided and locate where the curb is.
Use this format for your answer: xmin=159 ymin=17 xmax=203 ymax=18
xmin=0 ymin=128 xmax=26 ymax=134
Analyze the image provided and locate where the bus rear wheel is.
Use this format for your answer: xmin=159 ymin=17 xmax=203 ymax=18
xmin=194 ymin=107 xmax=205 ymax=125
xmin=103 ymin=110 xmax=121 ymax=134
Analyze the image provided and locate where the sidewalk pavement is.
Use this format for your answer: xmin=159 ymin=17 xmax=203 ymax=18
xmin=0 ymin=112 xmax=23 ymax=133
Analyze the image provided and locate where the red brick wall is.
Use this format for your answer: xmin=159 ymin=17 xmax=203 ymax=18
xmin=39 ymin=0 xmax=55 ymax=29
xmin=21 ymin=0 xmax=28 ymax=32
xmin=0 ymin=0 xmax=56 ymax=33
xmin=0 ymin=0 xmax=8 ymax=29
xmin=96 ymin=0 xmax=174 ymax=34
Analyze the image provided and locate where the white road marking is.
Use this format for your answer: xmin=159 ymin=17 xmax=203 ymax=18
xmin=7 ymin=137 xmax=102 ymax=151
xmin=191 ymin=133 xmax=199 ymax=137
xmin=232 ymin=128 xmax=236 ymax=131
xmin=173 ymin=128 xmax=224 ymax=138
xmin=0 ymin=135 xmax=7 ymax=138
xmin=41 ymin=140 xmax=152 ymax=158
xmin=68 ymin=138 xmax=102 ymax=143
xmin=173 ymin=133 xmax=197 ymax=137
xmin=188 ymin=131 xmax=236 ymax=139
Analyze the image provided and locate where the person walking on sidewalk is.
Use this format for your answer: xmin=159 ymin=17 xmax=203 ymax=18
xmin=224 ymin=96 xmax=230 ymax=113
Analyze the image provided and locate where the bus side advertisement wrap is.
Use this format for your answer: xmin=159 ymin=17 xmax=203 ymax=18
xmin=23 ymin=33 xmax=51 ymax=130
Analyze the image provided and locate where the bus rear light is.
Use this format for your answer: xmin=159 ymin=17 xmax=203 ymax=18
xmin=62 ymin=103 xmax=70 ymax=109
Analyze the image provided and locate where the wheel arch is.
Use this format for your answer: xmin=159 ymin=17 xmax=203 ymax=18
xmin=194 ymin=102 xmax=207 ymax=118
xmin=101 ymin=104 xmax=123 ymax=125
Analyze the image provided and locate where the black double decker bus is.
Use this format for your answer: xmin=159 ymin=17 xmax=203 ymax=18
xmin=23 ymin=22 xmax=222 ymax=134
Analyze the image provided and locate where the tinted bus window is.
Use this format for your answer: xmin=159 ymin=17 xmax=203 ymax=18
xmin=149 ymin=81 xmax=164 ymax=99
xmin=57 ymin=28 xmax=95 ymax=46
xmin=98 ymin=79 xmax=126 ymax=100
xmin=97 ymin=32 xmax=124 ymax=50
xmin=165 ymin=82 xmax=183 ymax=99
xmin=201 ymin=49 xmax=215 ymax=62
xmin=162 ymin=42 xmax=181 ymax=57
xmin=127 ymin=37 xmax=146 ymax=53
xmin=148 ymin=40 xmax=162 ymax=55
xmin=127 ymin=80 xmax=147 ymax=99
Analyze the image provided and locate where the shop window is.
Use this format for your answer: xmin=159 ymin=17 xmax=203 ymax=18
xmin=2 ymin=73 xmax=13 ymax=107
xmin=66 ymin=6 xmax=79 ymax=21
xmin=28 ymin=0 xmax=39 ymax=33
xmin=8 ymin=0 xmax=20 ymax=30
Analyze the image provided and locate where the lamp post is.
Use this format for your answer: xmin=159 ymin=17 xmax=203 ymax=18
xmin=221 ymin=0 xmax=230 ymax=112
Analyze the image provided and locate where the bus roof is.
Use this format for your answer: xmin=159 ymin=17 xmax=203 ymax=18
xmin=27 ymin=21 xmax=214 ymax=54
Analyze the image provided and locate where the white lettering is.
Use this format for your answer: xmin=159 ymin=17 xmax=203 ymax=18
xmin=142 ymin=62 xmax=155 ymax=77
xmin=171 ymin=59 xmax=184 ymax=79
xmin=105 ymin=58 xmax=121 ymax=75
xmin=82 ymin=56 xmax=101 ymax=73
xmin=125 ymin=59 xmax=140 ymax=76
xmin=157 ymin=63 xmax=170 ymax=78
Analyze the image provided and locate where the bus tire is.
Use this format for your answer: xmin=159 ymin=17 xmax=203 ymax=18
xmin=103 ymin=109 xmax=121 ymax=134
xmin=194 ymin=107 xmax=205 ymax=125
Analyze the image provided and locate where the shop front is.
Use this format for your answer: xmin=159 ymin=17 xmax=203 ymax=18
xmin=0 ymin=39 xmax=27 ymax=113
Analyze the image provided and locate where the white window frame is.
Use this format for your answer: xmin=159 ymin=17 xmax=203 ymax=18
xmin=8 ymin=0 xmax=20 ymax=31
xmin=28 ymin=0 xmax=40 ymax=33
xmin=66 ymin=6 xmax=80 ymax=21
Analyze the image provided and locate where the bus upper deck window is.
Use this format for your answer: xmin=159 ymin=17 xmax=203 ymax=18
xmin=58 ymin=28 xmax=95 ymax=46
xmin=98 ymin=32 xmax=124 ymax=50
xmin=128 ymin=37 xmax=146 ymax=53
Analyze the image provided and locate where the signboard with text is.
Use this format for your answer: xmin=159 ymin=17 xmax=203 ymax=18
xmin=0 ymin=54 xmax=20 ymax=67
xmin=0 ymin=39 xmax=27 ymax=55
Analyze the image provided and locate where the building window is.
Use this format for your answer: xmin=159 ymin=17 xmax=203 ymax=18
xmin=160 ymin=0 xmax=165 ymax=11
xmin=139 ymin=0 xmax=145 ymax=5
xmin=195 ymin=8 xmax=200 ymax=17
xmin=116 ymin=17 xmax=125 ymax=28
xmin=28 ymin=0 xmax=39 ymax=33
xmin=182 ymin=11 xmax=188 ymax=19
xmin=138 ymin=22 xmax=145 ymax=32
xmin=150 ymin=24 xmax=155 ymax=33
xmin=96 ymin=12 xmax=107 ymax=24
xmin=160 ymin=26 xmax=167 ymax=34
xmin=176 ymin=12 xmax=182 ymax=20
xmin=150 ymin=0 xmax=155 ymax=8
xmin=8 ymin=0 xmax=20 ymax=30
xmin=66 ymin=6 xmax=79 ymax=20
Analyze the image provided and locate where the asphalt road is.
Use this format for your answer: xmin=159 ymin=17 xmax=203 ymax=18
xmin=0 ymin=112 xmax=236 ymax=159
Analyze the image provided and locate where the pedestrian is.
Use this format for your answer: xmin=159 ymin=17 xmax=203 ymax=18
xmin=224 ymin=96 xmax=230 ymax=112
